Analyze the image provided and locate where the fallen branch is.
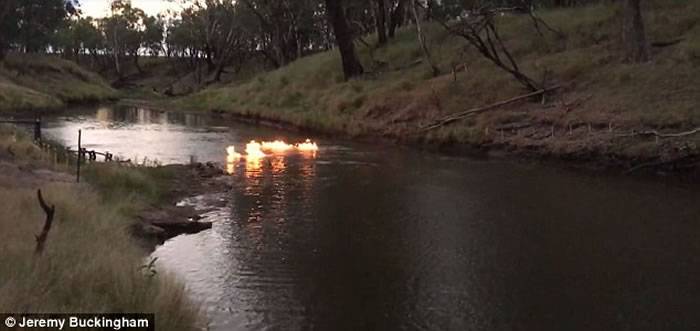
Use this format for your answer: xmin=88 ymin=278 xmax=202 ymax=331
xmin=617 ymin=128 xmax=700 ymax=138
xmin=651 ymin=38 xmax=684 ymax=48
xmin=418 ymin=85 xmax=561 ymax=132
xmin=35 ymin=189 xmax=55 ymax=255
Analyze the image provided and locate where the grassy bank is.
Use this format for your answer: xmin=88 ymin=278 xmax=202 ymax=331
xmin=0 ymin=53 xmax=117 ymax=112
xmin=178 ymin=1 xmax=700 ymax=169
xmin=0 ymin=127 xmax=201 ymax=330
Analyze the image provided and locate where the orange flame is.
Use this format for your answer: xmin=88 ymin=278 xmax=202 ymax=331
xmin=261 ymin=140 xmax=293 ymax=153
xmin=245 ymin=140 xmax=267 ymax=160
xmin=227 ymin=139 xmax=319 ymax=172
xmin=226 ymin=146 xmax=241 ymax=174
xmin=226 ymin=146 xmax=242 ymax=160
xmin=296 ymin=139 xmax=319 ymax=153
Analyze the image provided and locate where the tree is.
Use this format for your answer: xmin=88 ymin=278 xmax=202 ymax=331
xmin=411 ymin=0 xmax=439 ymax=77
xmin=198 ymin=0 xmax=250 ymax=82
xmin=54 ymin=17 xmax=103 ymax=62
xmin=373 ymin=0 xmax=388 ymax=46
xmin=238 ymin=0 xmax=325 ymax=68
xmin=0 ymin=0 xmax=80 ymax=58
xmin=388 ymin=0 xmax=408 ymax=38
xmin=324 ymin=0 xmax=364 ymax=80
xmin=0 ymin=0 xmax=18 ymax=59
xmin=622 ymin=0 xmax=649 ymax=62
xmin=100 ymin=0 xmax=146 ymax=77
xmin=143 ymin=15 xmax=165 ymax=57
xmin=437 ymin=6 xmax=540 ymax=91
xmin=16 ymin=0 xmax=71 ymax=52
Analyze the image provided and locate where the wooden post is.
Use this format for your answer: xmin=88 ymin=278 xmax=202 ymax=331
xmin=34 ymin=118 xmax=41 ymax=141
xmin=76 ymin=130 xmax=82 ymax=183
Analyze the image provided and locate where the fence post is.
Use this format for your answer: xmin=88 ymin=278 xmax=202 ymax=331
xmin=76 ymin=130 xmax=82 ymax=183
xmin=34 ymin=118 xmax=41 ymax=141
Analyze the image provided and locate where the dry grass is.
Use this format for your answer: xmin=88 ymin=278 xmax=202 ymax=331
xmin=0 ymin=53 xmax=117 ymax=112
xmin=0 ymin=127 xmax=202 ymax=330
xmin=177 ymin=0 xmax=700 ymax=152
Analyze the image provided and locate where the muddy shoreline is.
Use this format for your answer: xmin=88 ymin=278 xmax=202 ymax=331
xmin=131 ymin=162 xmax=231 ymax=251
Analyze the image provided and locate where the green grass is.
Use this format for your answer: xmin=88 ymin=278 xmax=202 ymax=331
xmin=177 ymin=0 xmax=700 ymax=145
xmin=0 ymin=127 xmax=202 ymax=330
xmin=0 ymin=53 xmax=117 ymax=112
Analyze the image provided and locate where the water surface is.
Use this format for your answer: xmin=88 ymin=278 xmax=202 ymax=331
xmin=46 ymin=106 xmax=700 ymax=330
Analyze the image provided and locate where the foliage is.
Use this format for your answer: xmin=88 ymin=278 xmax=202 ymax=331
xmin=0 ymin=0 xmax=79 ymax=56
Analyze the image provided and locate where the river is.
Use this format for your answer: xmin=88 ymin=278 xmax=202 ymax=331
xmin=44 ymin=105 xmax=700 ymax=331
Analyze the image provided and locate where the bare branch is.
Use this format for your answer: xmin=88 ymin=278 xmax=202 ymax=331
xmin=419 ymin=85 xmax=561 ymax=132
xmin=35 ymin=189 xmax=56 ymax=255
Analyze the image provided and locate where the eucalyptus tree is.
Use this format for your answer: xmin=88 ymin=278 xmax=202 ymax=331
xmin=372 ymin=0 xmax=388 ymax=46
xmin=323 ymin=0 xmax=364 ymax=80
xmin=143 ymin=15 xmax=166 ymax=57
xmin=0 ymin=0 xmax=78 ymax=56
xmin=622 ymin=0 xmax=649 ymax=62
xmin=16 ymin=0 xmax=73 ymax=52
xmin=0 ymin=0 xmax=18 ymax=59
xmin=197 ymin=0 xmax=252 ymax=81
xmin=387 ymin=0 xmax=408 ymax=38
xmin=100 ymin=0 xmax=146 ymax=76
xmin=53 ymin=17 xmax=103 ymax=63
xmin=238 ymin=0 xmax=327 ymax=67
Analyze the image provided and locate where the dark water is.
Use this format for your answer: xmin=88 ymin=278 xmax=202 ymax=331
xmin=45 ymin=106 xmax=700 ymax=330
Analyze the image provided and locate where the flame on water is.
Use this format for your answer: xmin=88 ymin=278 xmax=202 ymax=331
xmin=296 ymin=139 xmax=319 ymax=153
xmin=261 ymin=140 xmax=293 ymax=153
xmin=226 ymin=146 xmax=242 ymax=160
xmin=245 ymin=140 xmax=267 ymax=159
xmin=225 ymin=139 xmax=320 ymax=174
xmin=226 ymin=146 xmax=242 ymax=174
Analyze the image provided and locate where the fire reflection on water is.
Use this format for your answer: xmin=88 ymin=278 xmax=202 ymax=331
xmin=224 ymin=140 xmax=318 ymax=239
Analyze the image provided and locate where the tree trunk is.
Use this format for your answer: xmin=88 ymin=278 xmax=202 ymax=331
xmin=204 ymin=46 xmax=215 ymax=72
xmin=133 ymin=54 xmax=143 ymax=74
xmin=324 ymin=0 xmax=364 ymax=80
xmin=411 ymin=0 xmax=439 ymax=76
xmin=622 ymin=0 xmax=649 ymax=62
xmin=112 ymin=30 xmax=121 ymax=77
xmin=389 ymin=0 xmax=407 ymax=38
xmin=374 ymin=0 xmax=388 ymax=46
xmin=0 ymin=0 xmax=13 ymax=60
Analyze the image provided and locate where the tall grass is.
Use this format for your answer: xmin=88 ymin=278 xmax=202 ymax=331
xmin=0 ymin=128 xmax=202 ymax=330
xmin=177 ymin=0 xmax=700 ymax=142
xmin=0 ymin=53 xmax=117 ymax=112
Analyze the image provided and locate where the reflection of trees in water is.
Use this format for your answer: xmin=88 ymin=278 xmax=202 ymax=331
xmin=97 ymin=106 xmax=211 ymax=127
xmin=96 ymin=106 xmax=166 ymax=125
xmin=95 ymin=107 xmax=114 ymax=122
xmin=166 ymin=111 xmax=207 ymax=127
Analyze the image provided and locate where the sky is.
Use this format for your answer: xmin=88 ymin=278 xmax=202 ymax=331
xmin=80 ymin=0 xmax=183 ymax=18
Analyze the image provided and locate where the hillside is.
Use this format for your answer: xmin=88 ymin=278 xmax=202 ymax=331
xmin=0 ymin=53 xmax=117 ymax=112
xmin=178 ymin=1 xmax=700 ymax=171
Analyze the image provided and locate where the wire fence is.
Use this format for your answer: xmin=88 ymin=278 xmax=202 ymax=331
xmin=2 ymin=118 xmax=125 ymax=182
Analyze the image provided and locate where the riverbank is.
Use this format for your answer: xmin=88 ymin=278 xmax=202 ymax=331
xmin=171 ymin=1 xmax=699 ymax=175
xmin=0 ymin=53 xmax=117 ymax=112
xmin=0 ymin=126 xmax=208 ymax=330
